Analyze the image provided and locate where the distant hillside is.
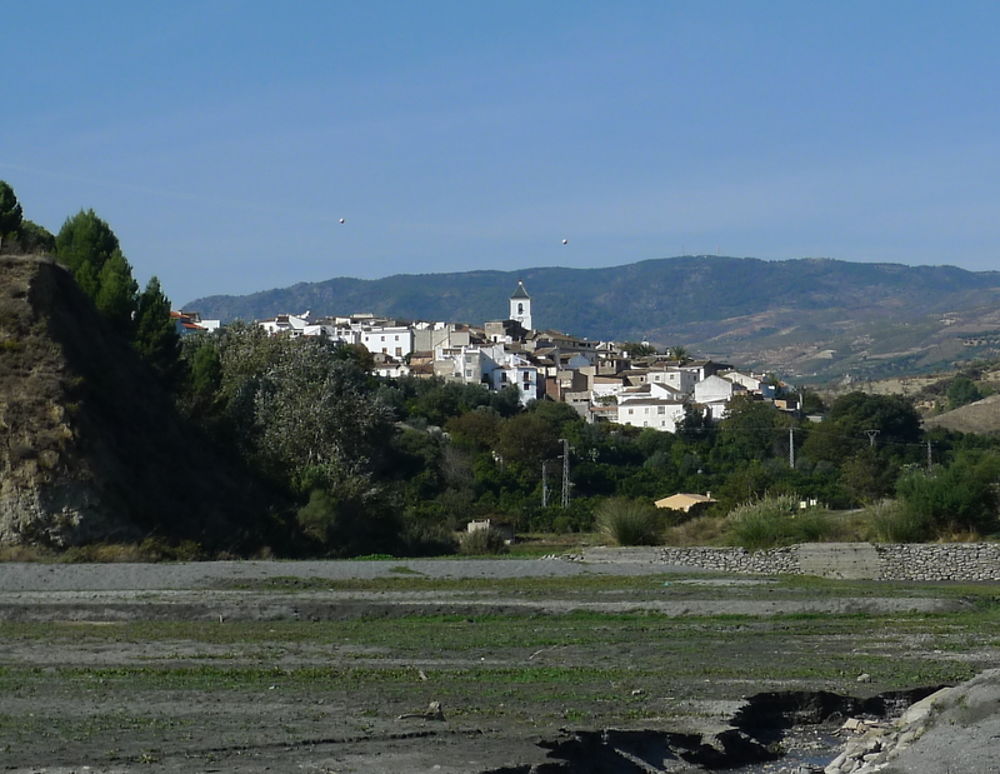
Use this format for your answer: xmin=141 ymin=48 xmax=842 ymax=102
xmin=923 ymin=394 xmax=1000 ymax=435
xmin=187 ymin=256 xmax=1000 ymax=382
xmin=0 ymin=254 xmax=270 ymax=548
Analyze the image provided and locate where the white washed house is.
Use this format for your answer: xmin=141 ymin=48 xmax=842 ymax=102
xmin=360 ymin=325 xmax=414 ymax=359
xmin=616 ymin=397 xmax=687 ymax=432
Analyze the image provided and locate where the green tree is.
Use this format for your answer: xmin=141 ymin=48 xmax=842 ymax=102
xmin=0 ymin=182 xmax=55 ymax=254
xmin=947 ymin=376 xmax=983 ymax=411
xmin=445 ymin=408 xmax=502 ymax=451
xmin=621 ymin=341 xmax=657 ymax=358
xmin=134 ymin=276 xmax=181 ymax=384
xmin=16 ymin=220 xmax=55 ymax=253
xmin=895 ymin=451 xmax=1000 ymax=539
xmin=839 ymin=448 xmax=899 ymax=504
xmin=94 ymin=250 xmax=139 ymax=328
xmin=495 ymin=412 xmax=561 ymax=471
xmin=713 ymin=395 xmax=792 ymax=464
xmin=248 ymin=336 xmax=395 ymax=493
xmin=667 ymin=345 xmax=690 ymax=363
xmin=0 ymin=180 xmax=24 ymax=238
xmin=801 ymin=392 xmax=921 ymax=464
xmin=56 ymin=209 xmax=120 ymax=269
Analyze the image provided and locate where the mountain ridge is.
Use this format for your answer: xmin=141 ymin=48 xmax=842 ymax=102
xmin=186 ymin=255 xmax=1000 ymax=382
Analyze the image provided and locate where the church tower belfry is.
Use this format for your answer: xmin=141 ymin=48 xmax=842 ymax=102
xmin=509 ymin=280 xmax=532 ymax=331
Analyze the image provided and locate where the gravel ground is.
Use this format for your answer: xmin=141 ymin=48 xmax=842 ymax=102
xmin=0 ymin=555 xmax=679 ymax=592
xmin=0 ymin=555 xmax=992 ymax=774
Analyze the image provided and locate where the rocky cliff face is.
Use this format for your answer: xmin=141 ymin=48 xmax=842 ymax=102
xmin=0 ymin=254 xmax=264 ymax=549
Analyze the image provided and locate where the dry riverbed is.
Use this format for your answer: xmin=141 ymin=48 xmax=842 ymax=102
xmin=1 ymin=554 xmax=998 ymax=773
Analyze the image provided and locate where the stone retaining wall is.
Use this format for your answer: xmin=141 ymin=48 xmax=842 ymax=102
xmin=656 ymin=546 xmax=799 ymax=575
xmin=653 ymin=542 xmax=1000 ymax=581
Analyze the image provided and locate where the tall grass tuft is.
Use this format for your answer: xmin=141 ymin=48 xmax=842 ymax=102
xmin=866 ymin=499 xmax=932 ymax=543
xmin=459 ymin=527 xmax=510 ymax=555
xmin=726 ymin=494 xmax=837 ymax=550
xmin=595 ymin=498 xmax=663 ymax=546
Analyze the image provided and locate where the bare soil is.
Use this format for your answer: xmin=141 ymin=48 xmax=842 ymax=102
xmin=1 ymin=557 xmax=996 ymax=773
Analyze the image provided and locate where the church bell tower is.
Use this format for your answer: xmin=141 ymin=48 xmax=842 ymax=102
xmin=509 ymin=280 xmax=532 ymax=331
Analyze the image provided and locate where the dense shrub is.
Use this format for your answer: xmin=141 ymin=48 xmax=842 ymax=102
xmin=725 ymin=494 xmax=837 ymax=550
xmin=459 ymin=527 xmax=510 ymax=555
xmin=895 ymin=453 xmax=1000 ymax=539
xmin=595 ymin=497 xmax=662 ymax=546
xmin=866 ymin=498 xmax=930 ymax=543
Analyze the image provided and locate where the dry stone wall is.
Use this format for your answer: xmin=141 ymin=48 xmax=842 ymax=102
xmin=647 ymin=543 xmax=1000 ymax=581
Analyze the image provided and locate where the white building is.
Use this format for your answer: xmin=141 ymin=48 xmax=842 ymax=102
xmin=258 ymin=312 xmax=311 ymax=336
xmin=694 ymin=374 xmax=746 ymax=420
xmin=616 ymin=397 xmax=688 ymax=432
xmin=647 ymin=367 xmax=698 ymax=397
xmin=509 ymin=280 xmax=532 ymax=331
xmin=360 ymin=325 xmax=414 ymax=358
xmin=721 ymin=370 xmax=764 ymax=393
xmin=488 ymin=353 xmax=540 ymax=406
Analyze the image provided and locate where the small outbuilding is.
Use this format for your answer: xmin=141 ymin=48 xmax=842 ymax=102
xmin=654 ymin=492 xmax=717 ymax=513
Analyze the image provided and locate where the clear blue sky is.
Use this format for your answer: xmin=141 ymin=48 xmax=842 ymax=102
xmin=4 ymin=1 xmax=1000 ymax=306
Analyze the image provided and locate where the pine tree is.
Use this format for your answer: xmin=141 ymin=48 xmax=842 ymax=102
xmin=74 ymin=259 xmax=100 ymax=299
xmin=134 ymin=276 xmax=181 ymax=385
xmin=55 ymin=209 xmax=120 ymax=276
xmin=0 ymin=180 xmax=24 ymax=238
xmin=94 ymin=250 xmax=139 ymax=329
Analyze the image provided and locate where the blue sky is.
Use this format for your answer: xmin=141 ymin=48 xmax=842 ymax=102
xmin=4 ymin=1 xmax=1000 ymax=306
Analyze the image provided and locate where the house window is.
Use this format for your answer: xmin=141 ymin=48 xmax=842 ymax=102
xmin=628 ymin=409 xmax=633 ymax=415
xmin=394 ymin=335 xmax=399 ymax=340
xmin=658 ymin=406 xmax=665 ymax=414
xmin=395 ymin=347 xmax=402 ymax=356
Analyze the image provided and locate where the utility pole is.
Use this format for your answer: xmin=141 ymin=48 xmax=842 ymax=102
xmin=865 ymin=429 xmax=880 ymax=448
xmin=788 ymin=426 xmax=796 ymax=469
xmin=541 ymin=462 xmax=549 ymax=508
xmin=927 ymin=440 xmax=933 ymax=471
xmin=559 ymin=438 xmax=571 ymax=508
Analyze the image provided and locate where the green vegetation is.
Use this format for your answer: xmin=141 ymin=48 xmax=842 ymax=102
xmin=0 ymin=181 xmax=54 ymax=254
xmin=458 ymin=527 xmax=510 ymax=555
xmin=595 ymin=497 xmax=662 ymax=546
xmin=7 ymin=177 xmax=1000 ymax=558
xmin=1 ymin=572 xmax=998 ymax=769
xmin=726 ymin=495 xmax=834 ymax=550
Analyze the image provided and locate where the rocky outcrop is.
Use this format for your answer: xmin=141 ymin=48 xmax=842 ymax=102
xmin=825 ymin=669 xmax=1000 ymax=774
xmin=0 ymin=254 xmax=267 ymax=549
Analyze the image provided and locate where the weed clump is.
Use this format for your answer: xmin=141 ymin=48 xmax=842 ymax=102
xmin=459 ymin=527 xmax=510 ymax=555
xmin=726 ymin=494 xmax=836 ymax=550
xmin=595 ymin=497 xmax=662 ymax=546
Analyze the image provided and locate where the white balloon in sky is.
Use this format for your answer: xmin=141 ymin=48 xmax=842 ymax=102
xmin=339 ymin=218 xmax=346 ymax=224
xmin=561 ymin=238 xmax=569 ymax=245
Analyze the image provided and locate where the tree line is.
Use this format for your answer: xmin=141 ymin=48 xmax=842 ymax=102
xmin=6 ymin=179 xmax=1000 ymax=555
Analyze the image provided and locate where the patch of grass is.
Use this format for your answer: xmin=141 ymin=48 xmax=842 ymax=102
xmin=664 ymin=516 xmax=727 ymax=546
xmin=459 ymin=527 xmax=510 ymax=555
xmin=867 ymin=498 xmax=930 ymax=543
xmin=725 ymin=495 xmax=841 ymax=550
xmin=595 ymin=498 xmax=663 ymax=546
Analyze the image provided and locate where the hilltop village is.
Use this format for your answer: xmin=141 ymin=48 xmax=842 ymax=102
xmin=175 ymin=280 xmax=797 ymax=433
